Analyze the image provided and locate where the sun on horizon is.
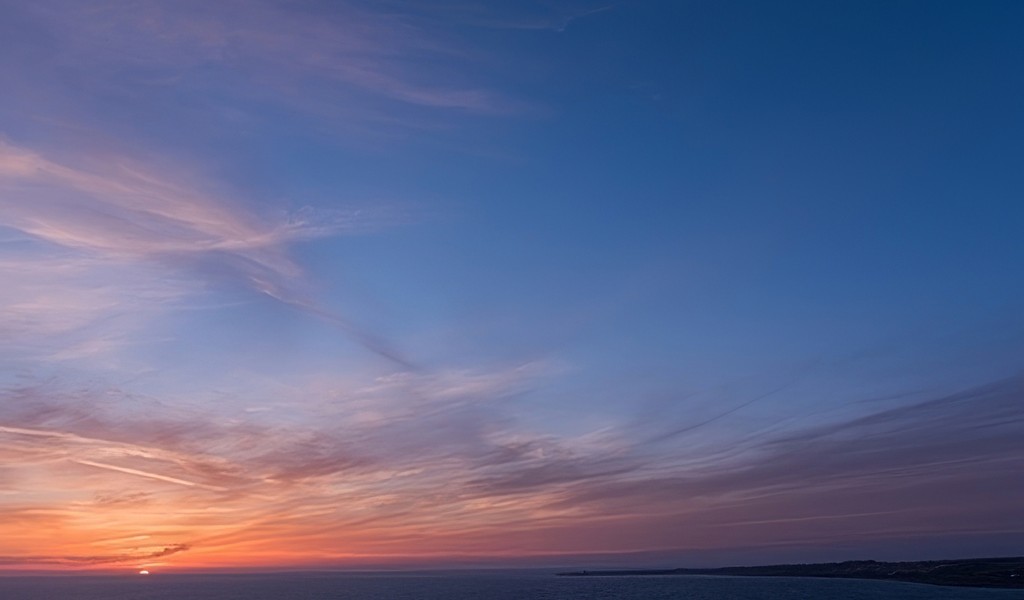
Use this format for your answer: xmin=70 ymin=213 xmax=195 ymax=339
xmin=0 ymin=0 xmax=1021 ymax=578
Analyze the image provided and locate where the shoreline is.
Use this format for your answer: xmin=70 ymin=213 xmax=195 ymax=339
xmin=558 ymin=557 xmax=1024 ymax=590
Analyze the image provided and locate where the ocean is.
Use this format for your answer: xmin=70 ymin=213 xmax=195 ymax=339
xmin=2 ymin=571 xmax=1024 ymax=600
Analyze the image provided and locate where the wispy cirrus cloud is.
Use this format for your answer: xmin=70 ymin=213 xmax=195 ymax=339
xmin=0 ymin=363 xmax=579 ymax=566
xmin=373 ymin=0 xmax=616 ymax=33
xmin=1 ymin=139 xmax=322 ymax=286
xmin=1 ymin=0 xmax=1020 ymax=575
xmin=3 ymin=0 xmax=529 ymax=128
xmin=0 ymin=138 xmax=413 ymax=366
xmin=2 ymin=369 xmax=1021 ymax=568
xmin=0 ymin=0 xmax=537 ymax=368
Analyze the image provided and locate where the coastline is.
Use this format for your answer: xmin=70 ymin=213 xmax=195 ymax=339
xmin=558 ymin=557 xmax=1024 ymax=590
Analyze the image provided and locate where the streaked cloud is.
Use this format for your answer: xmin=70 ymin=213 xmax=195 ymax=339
xmin=2 ymin=368 xmax=1021 ymax=568
xmin=0 ymin=0 xmax=1021 ymax=574
xmin=3 ymin=0 xmax=529 ymax=129
xmin=0 ymin=136 xmax=416 ymax=367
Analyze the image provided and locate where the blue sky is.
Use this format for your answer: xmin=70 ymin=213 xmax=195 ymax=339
xmin=0 ymin=0 xmax=1022 ymax=570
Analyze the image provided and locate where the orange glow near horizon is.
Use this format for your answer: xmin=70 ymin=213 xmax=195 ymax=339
xmin=1 ymin=0 xmax=1022 ymax=575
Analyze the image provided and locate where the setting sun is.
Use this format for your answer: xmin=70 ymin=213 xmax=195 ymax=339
xmin=0 ymin=1 xmax=1022 ymax=597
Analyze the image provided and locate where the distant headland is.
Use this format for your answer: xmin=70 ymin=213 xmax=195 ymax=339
xmin=559 ymin=557 xmax=1024 ymax=589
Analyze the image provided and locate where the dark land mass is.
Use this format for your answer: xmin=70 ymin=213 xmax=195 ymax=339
xmin=559 ymin=557 xmax=1024 ymax=589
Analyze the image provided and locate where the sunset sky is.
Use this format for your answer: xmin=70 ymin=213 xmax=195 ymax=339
xmin=1 ymin=0 xmax=1023 ymax=573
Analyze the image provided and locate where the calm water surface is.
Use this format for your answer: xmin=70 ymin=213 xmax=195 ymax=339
xmin=3 ymin=572 xmax=1024 ymax=600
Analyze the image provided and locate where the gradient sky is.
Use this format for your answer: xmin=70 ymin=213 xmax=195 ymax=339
xmin=1 ymin=0 xmax=1023 ymax=573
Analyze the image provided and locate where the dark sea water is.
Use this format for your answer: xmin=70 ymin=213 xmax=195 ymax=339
xmin=3 ymin=572 xmax=1024 ymax=600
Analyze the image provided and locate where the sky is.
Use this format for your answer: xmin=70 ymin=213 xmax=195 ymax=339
xmin=0 ymin=0 xmax=1023 ymax=573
